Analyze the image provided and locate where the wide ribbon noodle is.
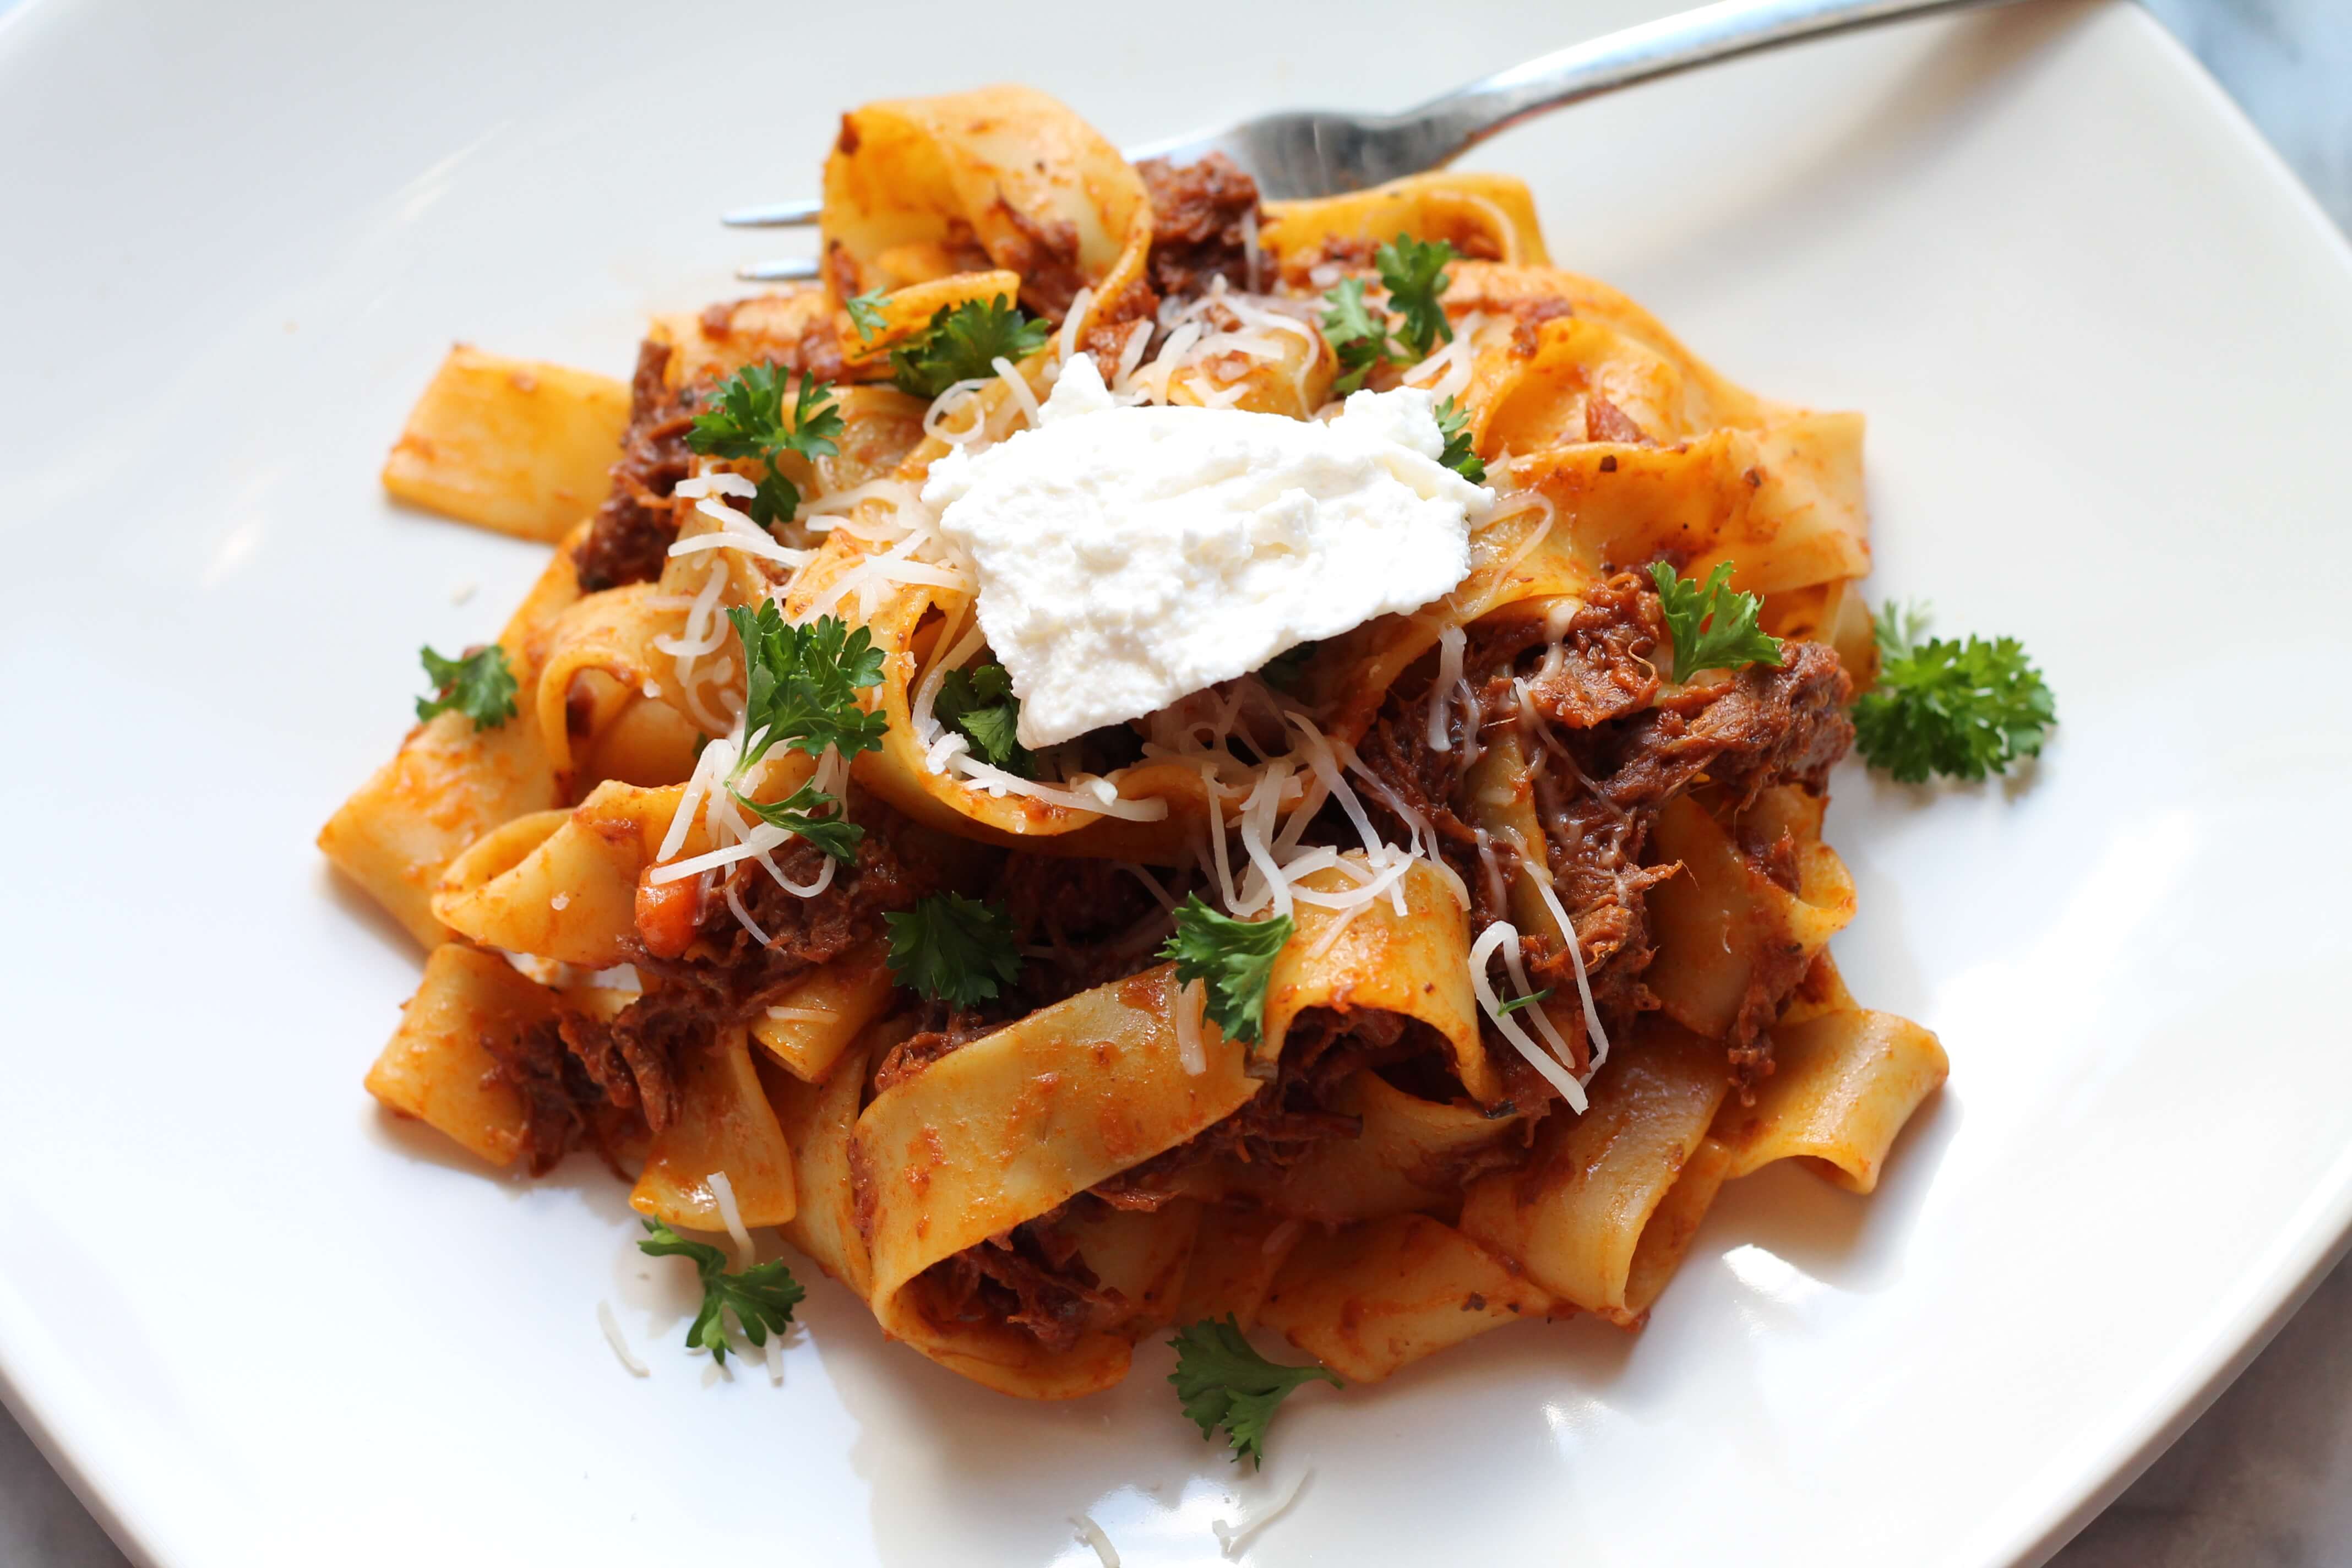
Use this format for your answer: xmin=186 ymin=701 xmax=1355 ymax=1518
xmin=330 ymin=84 xmax=1945 ymax=1400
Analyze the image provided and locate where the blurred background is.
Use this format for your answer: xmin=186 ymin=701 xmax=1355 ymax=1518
xmin=0 ymin=1 xmax=2345 ymax=1565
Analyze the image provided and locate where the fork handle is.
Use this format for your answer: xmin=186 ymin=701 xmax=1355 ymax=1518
xmin=1407 ymin=0 xmax=2034 ymax=164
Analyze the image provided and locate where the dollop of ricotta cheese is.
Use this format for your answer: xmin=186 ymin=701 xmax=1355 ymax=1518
xmin=922 ymin=356 xmax=1492 ymax=748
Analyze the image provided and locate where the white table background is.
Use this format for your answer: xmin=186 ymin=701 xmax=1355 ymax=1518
xmin=2 ymin=0 xmax=2346 ymax=1562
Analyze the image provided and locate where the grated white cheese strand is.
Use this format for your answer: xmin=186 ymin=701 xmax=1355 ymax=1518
xmin=1213 ymin=1468 xmax=1314 ymax=1560
xmin=1428 ymin=624 xmax=1467 ymax=753
xmin=992 ymin=355 xmax=1043 ymax=427
xmin=1493 ymin=911 xmax=1578 ymax=1070
xmin=1070 ymin=1512 xmax=1120 ymax=1568
xmin=1057 ymin=286 xmax=1095 ymax=366
xmin=765 ymin=1330 xmax=784 ymax=1387
xmin=1467 ymin=923 xmax=1588 ymax=1112
xmin=924 ymin=378 xmax=995 ymax=445
xmin=673 ymin=472 xmax=757 ymax=500
xmin=597 ymin=1300 xmax=650 ymax=1379
xmin=1175 ymin=979 xmax=1207 ymax=1075
xmin=705 ymin=1169 xmax=755 ymax=1272
xmin=1528 ymin=870 xmax=1612 ymax=1073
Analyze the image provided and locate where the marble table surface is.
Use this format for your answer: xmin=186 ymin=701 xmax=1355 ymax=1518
xmin=3 ymin=1 xmax=2348 ymax=1563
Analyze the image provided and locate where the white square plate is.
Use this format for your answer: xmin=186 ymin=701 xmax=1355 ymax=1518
xmin=3 ymin=1 xmax=2350 ymax=1564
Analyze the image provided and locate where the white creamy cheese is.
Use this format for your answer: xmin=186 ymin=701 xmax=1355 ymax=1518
xmin=921 ymin=356 xmax=1491 ymax=747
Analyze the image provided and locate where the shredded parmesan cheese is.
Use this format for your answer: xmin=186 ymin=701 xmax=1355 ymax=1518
xmin=1428 ymin=624 xmax=1466 ymax=752
xmin=597 ymin=1300 xmax=649 ymax=1378
xmin=1467 ymin=923 xmax=1588 ymax=1112
xmin=1213 ymin=1468 xmax=1314 ymax=1559
xmin=1175 ymin=978 xmax=1207 ymax=1076
xmin=705 ymin=1169 xmax=755 ymax=1272
xmin=1070 ymin=1512 xmax=1120 ymax=1568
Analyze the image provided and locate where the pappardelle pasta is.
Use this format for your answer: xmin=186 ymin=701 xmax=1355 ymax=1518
xmin=328 ymin=84 xmax=1947 ymax=1438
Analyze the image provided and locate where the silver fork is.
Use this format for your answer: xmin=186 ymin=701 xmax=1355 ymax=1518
xmin=726 ymin=0 xmax=2033 ymax=281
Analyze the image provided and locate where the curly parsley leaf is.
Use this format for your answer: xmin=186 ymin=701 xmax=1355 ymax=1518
xmin=725 ymin=602 xmax=889 ymax=775
xmin=1375 ymin=233 xmax=1457 ymax=360
xmin=884 ymin=893 xmax=1023 ymax=1008
xmin=636 ymin=1218 xmax=804 ymax=1366
xmin=1853 ymin=602 xmax=2055 ymax=783
xmin=1319 ymin=277 xmax=1400 ymax=394
xmin=1497 ymin=987 xmax=1554 ymax=1016
xmin=1161 ymin=897 xmax=1295 ymax=1047
xmin=416 ymin=644 xmax=517 ymax=730
xmin=1648 ymin=561 xmax=1784 ymax=685
xmin=1169 ymin=1316 xmax=1340 ymax=1469
xmin=729 ymin=780 xmax=864 ymax=863
xmin=685 ymin=363 xmax=841 ymax=529
xmin=845 ymin=288 xmax=889 ymax=343
xmin=1434 ymin=395 xmax=1485 ymax=483
xmin=749 ymin=469 xmax=802 ymax=531
xmin=888 ymin=296 xmax=1054 ymax=399
xmin=686 ymin=363 xmax=788 ymax=461
xmin=935 ymin=661 xmax=1030 ymax=776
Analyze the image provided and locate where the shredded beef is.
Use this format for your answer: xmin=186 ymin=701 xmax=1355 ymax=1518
xmin=483 ymin=1015 xmax=613 ymax=1176
xmin=1136 ymin=153 xmax=1262 ymax=300
xmin=1468 ymin=570 xmax=1664 ymax=729
xmin=573 ymin=340 xmax=697 ymax=591
xmin=995 ymin=204 xmax=1090 ymax=320
xmin=1585 ymin=395 xmax=1651 ymax=445
xmin=1091 ymin=1008 xmax=1433 ymax=1212
xmin=917 ymin=1205 xmax=1124 ymax=1355
xmin=1356 ymin=568 xmax=1854 ymax=1080
xmin=538 ymin=802 xmax=954 ymax=1153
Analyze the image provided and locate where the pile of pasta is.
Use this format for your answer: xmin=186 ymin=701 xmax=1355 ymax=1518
xmin=328 ymin=85 xmax=1945 ymax=1399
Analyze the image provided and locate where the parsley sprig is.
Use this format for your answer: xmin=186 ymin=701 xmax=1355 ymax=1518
xmin=686 ymin=364 xmax=843 ymax=529
xmin=1853 ymin=602 xmax=2055 ymax=783
xmin=884 ymin=893 xmax=1024 ymax=1008
xmin=729 ymin=780 xmax=864 ymax=863
xmin=1319 ymin=277 xmax=1400 ymax=395
xmin=725 ymin=603 xmax=889 ymax=776
xmin=1316 ymin=233 xmax=1461 ymax=393
xmin=1161 ymin=897 xmax=1295 ymax=1047
xmin=889 ymin=297 xmax=1054 ymax=399
xmin=1376 ymin=234 xmax=1457 ymax=360
xmin=935 ymin=662 xmax=1030 ymax=776
xmin=1434 ymin=395 xmax=1485 ymax=482
xmin=636 ymin=1217 xmax=804 ymax=1366
xmin=1169 ymin=1316 xmax=1340 ymax=1468
xmin=416 ymin=645 xmax=516 ymax=730
xmin=843 ymin=288 xmax=889 ymax=344
xmin=1649 ymin=562 xmax=1784 ymax=685
xmin=1498 ymin=987 xmax=1553 ymax=1016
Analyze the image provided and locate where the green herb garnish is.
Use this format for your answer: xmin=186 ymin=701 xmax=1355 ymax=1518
xmin=884 ymin=892 xmax=1024 ymax=1008
xmin=729 ymin=780 xmax=864 ymax=863
xmin=1648 ymin=562 xmax=1784 ymax=685
xmin=724 ymin=603 xmax=888 ymax=776
xmin=636 ymin=1217 xmax=804 ymax=1366
xmin=416 ymin=644 xmax=517 ymax=730
xmin=1434 ymin=395 xmax=1485 ymax=482
xmin=1374 ymin=234 xmax=1457 ymax=360
xmin=1169 ymin=1316 xmax=1340 ymax=1469
xmin=686 ymin=364 xmax=844 ymax=528
xmin=935 ymin=661 xmax=1030 ymax=776
xmin=1161 ymin=897 xmax=1294 ymax=1047
xmin=888 ymin=297 xmax=1054 ymax=399
xmin=844 ymin=288 xmax=889 ymax=344
xmin=1853 ymin=602 xmax=2055 ymax=783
